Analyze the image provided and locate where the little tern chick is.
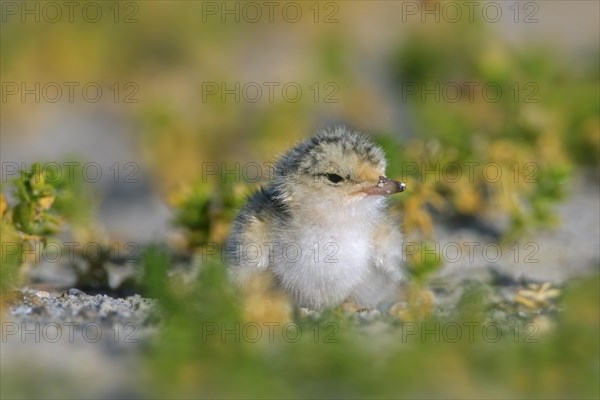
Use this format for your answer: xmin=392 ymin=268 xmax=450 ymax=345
xmin=226 ymin=126 xmax=407 ymax=310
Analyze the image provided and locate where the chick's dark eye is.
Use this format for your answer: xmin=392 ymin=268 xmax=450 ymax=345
xmin=326 ymin=173 xmax=344 ymax=184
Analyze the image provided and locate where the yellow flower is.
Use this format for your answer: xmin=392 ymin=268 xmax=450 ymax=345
xmin=515 ymin=282 xmax=561 ymax=309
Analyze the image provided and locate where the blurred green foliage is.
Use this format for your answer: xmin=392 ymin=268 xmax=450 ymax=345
xmin=141 ymin=249 xmax=599 ymax=398
xmin=1 ymin=163 xmax=63 ymax=291
xmin=10 ymin=163 xmax=62 ymax=236
xmin=172 ymin=178 xmax=246 ymax=249
xmin=385 ymin=19 xmax=596 ymax=240
xmin=0 ymin=162 xmax=127 ymax=293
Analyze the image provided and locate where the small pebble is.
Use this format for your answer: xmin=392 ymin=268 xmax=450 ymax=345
xmin=358 ymin=309 xmax=382 ymax=322
xmin=30 ymin=295 xmax=44 ymax=307
xmin=68 ymin=288 xmax=86 ymax=296
xmin=297 ymin=307 xmax=310 ymax=317
xmin=298 ymin=307 xmax=321 ymax=319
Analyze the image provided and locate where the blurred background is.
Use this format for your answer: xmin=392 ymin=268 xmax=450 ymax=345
xmin=1 ymin=1 xmax=598 ymax=399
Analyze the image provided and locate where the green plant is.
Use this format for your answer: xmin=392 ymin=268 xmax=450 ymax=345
xmin=1 ymin=163 xmax=63 ymax=292
xmin=140 ymin=242 xmax=599 ymax=398
xmin=387 ymin=19 xmax=584 ymax=239
xmin=172 ymin=178 xmax=247 ymax=250
xmin=0 ymin=161 xmax=131 ymax=293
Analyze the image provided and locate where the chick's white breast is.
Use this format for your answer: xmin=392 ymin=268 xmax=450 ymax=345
xmin=270 ymin=216 xmax=375 ymax=309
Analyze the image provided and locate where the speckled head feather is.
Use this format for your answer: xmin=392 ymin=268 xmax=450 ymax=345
xmin=274 ymin=126 xmax=386 ymax=181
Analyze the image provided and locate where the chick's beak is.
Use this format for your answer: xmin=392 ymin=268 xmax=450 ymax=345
xmin=363 ymin=176 xmax=406 ymax=196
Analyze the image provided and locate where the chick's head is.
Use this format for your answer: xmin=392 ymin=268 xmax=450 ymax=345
xmin=274 ymin=127 xmax=405 ymax=209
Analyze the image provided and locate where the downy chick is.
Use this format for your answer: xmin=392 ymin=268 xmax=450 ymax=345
xmin=226 ymin=126 xmax=407 ymax=310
